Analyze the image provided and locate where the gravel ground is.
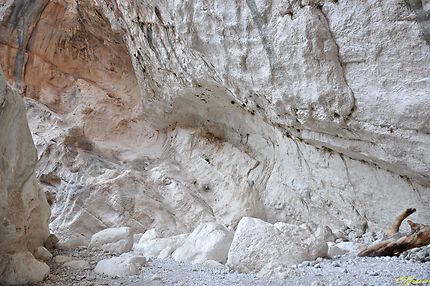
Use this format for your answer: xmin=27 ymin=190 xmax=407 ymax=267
xmin=32 ymin=247 xmax=284 ymax=286
xmin=284 ymin=255 xmax=429 ymax=286
xmin=31 ymin=247 xmax=429 ymax=286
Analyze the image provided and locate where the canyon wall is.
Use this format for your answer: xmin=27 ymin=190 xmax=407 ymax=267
xmin=0 ymin=0 xmax=429 ymax=247
xmin=0 ymin=68 xmax=50 ymax=284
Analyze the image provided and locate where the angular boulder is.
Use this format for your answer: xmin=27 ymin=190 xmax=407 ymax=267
xmin=327 ymin=242 xmax=348 ymax=258
xmin=172 ymin=222 xmax=233 ymax=264
xmin=94 ymin=254 xmax=147 ymax=277
xmin=138 ymin=229 xmax=159 ymax=243
xmin=89 ymin=227 xmax=133 ymax=254
xmin=43 ymin=234 xmax=59 ymax=250
xmin=332 ymin=241 xmax=366 ymax=256
xmin=226 ymin=217 xmax=329 ymax=273
xmin=33 ymin=246 xmax=52 ymax=262
xmin=0 ymin=252 xmax=50 ymax=285
xmin=134 ymin=233 xmax=188 ymax=259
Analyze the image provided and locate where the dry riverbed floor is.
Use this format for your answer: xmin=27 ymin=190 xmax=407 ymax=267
xmin=30 ymin=246 xmax=430 ymax=286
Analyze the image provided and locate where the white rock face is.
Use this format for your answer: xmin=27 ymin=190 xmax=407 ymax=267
xmin=172 ymin=222 xmax=234 ymax=264
xmin=134 ymin=233 xmax=188 ymax=259
xmin=0 ymin=0 xmax=429 ymax=246
xmin=0 ymin=68 xmax=50 ymax=285
xmin=0 ymin=252 xmax=50 ymax=286
xmin=89 ymin=227 xmax=133 ymax=254
xmin=227 ymin=217 xmax=329 ymax=273
xmin=94 ymin=254 xmax=147 ymax=277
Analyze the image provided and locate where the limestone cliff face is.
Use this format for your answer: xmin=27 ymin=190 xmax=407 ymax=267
xmin=0 ymin=68 xmax=50 ymax=284
xmin=0 ymin=0 xmax=429 ymax=245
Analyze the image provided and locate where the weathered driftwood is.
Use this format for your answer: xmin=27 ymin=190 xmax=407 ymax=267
xmin=358 ymin=208 xmax=430 ymax=257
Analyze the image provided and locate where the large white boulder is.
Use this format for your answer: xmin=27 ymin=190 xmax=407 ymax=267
xmin=227 ymin=217 xmax=329 ymax=273
xmin=89 ymin=227 xmax=133 ymax=254
xmin=134 ymin=233 xmax=188 ymax=259
xmin=94 ymin=254 xmax=147 ymax=277
xmin=296 ymin=223 xmax=331 ymax=259
xmin=327 ymin=242 xmax=348 ymax=258
xmin=172 ymin=222 xmax=234 ymax=264
xmin=0 ymin=252 xmax=50 ymax=285
xmin=138 ymin=229 xmax=159 ymax=243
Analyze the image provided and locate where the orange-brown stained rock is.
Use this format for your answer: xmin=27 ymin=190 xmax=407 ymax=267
xmin=0 ymin=0 xmax=138 ymax=114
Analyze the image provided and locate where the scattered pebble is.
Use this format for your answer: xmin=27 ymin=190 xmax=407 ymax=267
xmin=31 ymin=246 xmax=430 ymax=286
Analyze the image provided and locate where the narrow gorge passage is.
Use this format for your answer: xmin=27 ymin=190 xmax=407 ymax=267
xmin=0 ymin=0 xmax=429 ymax=285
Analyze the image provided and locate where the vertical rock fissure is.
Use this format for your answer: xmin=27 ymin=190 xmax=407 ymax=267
xmin=11 ymin=0 xmax=31 ymax=87
xmin=22 ymin=1 xmax=49 ymax=88
xmin=318 ymin=8 xmax=357 ymax=121
xmin=9 ymin=0 xmax=49 ymax=89
xmin=245 ymin=0 xmax=276 ymax=80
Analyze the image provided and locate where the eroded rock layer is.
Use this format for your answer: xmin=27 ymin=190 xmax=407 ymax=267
xmin=0 ymin=0 xmax=429 ymax=246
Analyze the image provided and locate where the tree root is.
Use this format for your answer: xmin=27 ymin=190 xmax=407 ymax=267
xmin=358 ymin=208 xmax=430 ymax=257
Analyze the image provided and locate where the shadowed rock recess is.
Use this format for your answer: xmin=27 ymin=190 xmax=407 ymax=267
xmin=0 ymin=0 xmax=429 ymax=284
